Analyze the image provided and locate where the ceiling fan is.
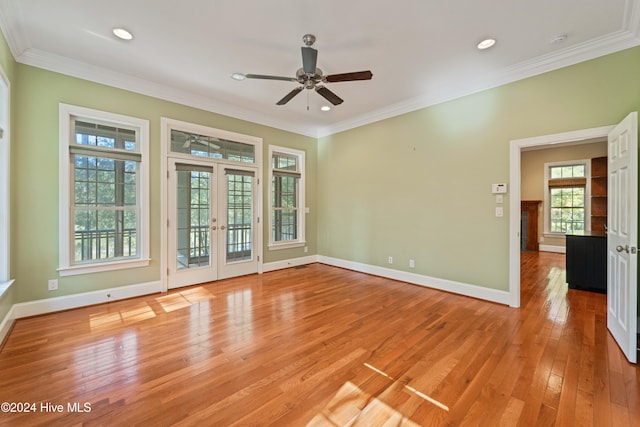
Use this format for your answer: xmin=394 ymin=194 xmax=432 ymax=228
xmin=235 ymin=34 xmax=373 ymax=106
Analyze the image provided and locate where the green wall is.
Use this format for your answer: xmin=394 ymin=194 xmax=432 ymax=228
xmin=318 ymin=47 xmax=640 ymax=291
xmin=11 ymin=65 xmax=316 ymax=303
xmin=3 ymin=26 xmax=640 ymax=307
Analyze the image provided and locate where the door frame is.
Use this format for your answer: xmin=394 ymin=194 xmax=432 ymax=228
xmin=508 ymin=125 xmax=614 ymax=307
xmin=160 ymin=118 xmax=263 ymax=293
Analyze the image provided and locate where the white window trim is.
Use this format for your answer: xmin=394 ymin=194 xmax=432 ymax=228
xmin=0 ymin=68 xmax=11 ymax=294
xmin=543 ymin=159 xmax=591 ymax=238
xmin=268 ymin=145 xmax=306 ymax=250
xmin=58 ymin=104 xmax=150 ymax=276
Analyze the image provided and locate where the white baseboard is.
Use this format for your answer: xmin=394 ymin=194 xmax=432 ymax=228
xmin=12 ymin=280 xmax=162 ymax=319
xmin=0 ymin=304 xmax=16 ymax=346
xmin=539 ymin=245 xmax=566 ymax=253
xmin=318 ymin=256 xmax=512 ymax=306
xmin=263 ymin=255 xmax=319 ymax=272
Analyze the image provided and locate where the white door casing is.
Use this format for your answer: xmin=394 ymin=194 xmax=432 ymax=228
xmin=607 ymin=111 xmax=638 ymax=364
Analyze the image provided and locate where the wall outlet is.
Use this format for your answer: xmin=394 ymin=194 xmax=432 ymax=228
xmin=388 ymin=256 xmax=393 ymax=264
xmin=304 ymin=246 xmax=308 ymax=253
xmin=48 ymin=279 xmax=58 ymax=291
xmin=409 ymin=259 xmax=415 ymax=268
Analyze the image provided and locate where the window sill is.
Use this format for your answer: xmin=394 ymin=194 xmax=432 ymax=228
xmin=0 ymin=279 xmax=15 ymax=299
xmin=58 ymin=258 xmax=151 ymax=277
xmin=268 ymin=241 xmax=306 ymax=251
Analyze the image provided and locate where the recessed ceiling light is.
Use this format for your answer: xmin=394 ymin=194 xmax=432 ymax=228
xmin=321 ymin=106 xmax=331 ymax=112
xmin=231 ymin=73 xmax=246 ymax=81
xmin=113 ymin=28 xmax=133 ymax=41
xmin=477 ymin=38 xmax=496 ymax=50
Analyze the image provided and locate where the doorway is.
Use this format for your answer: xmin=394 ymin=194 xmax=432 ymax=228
xmin=167 ymin=158 xmax=258 ymax=288
xmin=160 ymin=118 xmax=263 ymax=291
xmin=509 ymin=116 xmax=638 ymax=363
xmin=509 ymin=126 xmax=614 ymax=307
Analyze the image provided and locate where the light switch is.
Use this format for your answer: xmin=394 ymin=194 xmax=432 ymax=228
xmin=496 ymin=195 xmax=504 ymax=204
xmin=495 ymin=207 xmax=504 ymax=217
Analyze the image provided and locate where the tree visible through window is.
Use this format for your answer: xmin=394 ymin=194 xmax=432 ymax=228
xmin=59 ymin=104 xmax=149 ymax=275
xmin=548 ymin=164 xmax=586 ymax=233
xmin=269 ymin=146 xmax=305 ymax=249
xmin=73 ymin=122 xmax=139 ymax=262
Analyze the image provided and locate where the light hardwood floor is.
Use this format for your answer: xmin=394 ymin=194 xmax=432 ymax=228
xmin=0 ymin=253 xmax=638 ymax=426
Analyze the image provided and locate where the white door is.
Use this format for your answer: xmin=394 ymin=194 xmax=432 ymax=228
xmin=168 ymin=159 xmax=217 ymax=289
xmin=217 ymin=166 xmax=259 ymax=279
xmin=607 ymin=111 xmax=638 ymax=364
xmin=168 ymin=159 xmax=259 ymax=289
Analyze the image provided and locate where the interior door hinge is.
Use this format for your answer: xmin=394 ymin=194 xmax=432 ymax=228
xmin=167 ymin=170 xmax=169 ymax=179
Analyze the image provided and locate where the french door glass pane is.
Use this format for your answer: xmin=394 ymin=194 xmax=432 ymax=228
xmin=226 ymin=173 xmax=253 ymax=262
xmin=176 ymin=169 xmax=210 ymax=270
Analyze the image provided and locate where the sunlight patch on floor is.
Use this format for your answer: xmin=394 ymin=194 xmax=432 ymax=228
xmin=89 ymin=302 xmax=156 ymax=330
xmin=364 ymin=362 xmax=450 ymax=412
xmin=307 ymin=381 xmax=422 ymax=427
xmin=156 ymin=287 xmax=215 ymax=313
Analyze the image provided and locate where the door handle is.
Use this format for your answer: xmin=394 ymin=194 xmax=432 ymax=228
xmin=211 ymin=226 xmax=217 ymax=230
xmin=616 ymin=245 xmax=630 ymax=253
xmin=220 ymin=225 xmax=226 ymax=230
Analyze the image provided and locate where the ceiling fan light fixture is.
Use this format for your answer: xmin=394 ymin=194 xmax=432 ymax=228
xmin=113 ymin=28 xmax=133 ymax=41
xmin=477 ymin=38 xmax=496 ymax=50
xmin=231 ymin=73 xmax=246 ymax=81
xmin=321 ymin=105 xmax=331 ymax=112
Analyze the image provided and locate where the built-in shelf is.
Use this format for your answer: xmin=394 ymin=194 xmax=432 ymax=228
xmin=591 ymin=156 xmax=607 ymax=233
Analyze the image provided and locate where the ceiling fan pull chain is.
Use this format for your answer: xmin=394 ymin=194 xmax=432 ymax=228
xmin=307 ymin=90 xmax=310 ymax=111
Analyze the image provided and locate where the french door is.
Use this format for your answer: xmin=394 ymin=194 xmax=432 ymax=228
xmin=167 ymin=158 xmax=258 ymax=289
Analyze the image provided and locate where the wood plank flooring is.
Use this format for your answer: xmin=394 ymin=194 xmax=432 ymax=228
xmin=0 ymin=252 xmax=638 ymax=426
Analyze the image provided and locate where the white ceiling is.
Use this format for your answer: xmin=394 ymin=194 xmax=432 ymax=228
xmin=0 ymin=0 xmax=639 ymax=137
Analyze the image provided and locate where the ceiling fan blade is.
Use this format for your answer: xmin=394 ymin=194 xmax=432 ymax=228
xmin=315 ymin=86 xmax=344 ymax=105
xmin=301 ymin=46 xmax=318 ymax=74
xmin=276 ymin=86 xmax=304 ymax=105
xmin=325 ymin=70 xmax=373 ymax=83
xmin=245 ymin=74 xmax=298 ymax=82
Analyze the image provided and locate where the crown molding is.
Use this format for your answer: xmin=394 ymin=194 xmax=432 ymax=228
xmin=318 ymin=28 xmax=640 ymax=137
xmin=0 ymin=0 xmax=29 ymax=58
xmin=16 ymin=48 xmax=319 ymax=138
xmin=3 ymin=1 xmax=640 ymax=140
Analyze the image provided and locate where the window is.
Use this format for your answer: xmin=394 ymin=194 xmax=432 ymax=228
xmin=269 ymin=146 xmax=305 ymax=249
xmin=59 ymin=104 xmax=149 ymax=275
xmin=170 ymin=129 xmax=255 ymax=163
xmin=544 ymin=161 xmax=589 ymax=235
xmin=0 ymin=74 xmax=8 ymax=287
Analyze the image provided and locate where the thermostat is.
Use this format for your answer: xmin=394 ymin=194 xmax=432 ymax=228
xmin=492 ymin=183 xmax=508 ymax=194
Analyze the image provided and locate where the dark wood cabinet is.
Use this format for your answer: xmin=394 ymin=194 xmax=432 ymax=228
xmin=566 ymin=233 xmax=606 ymax=293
